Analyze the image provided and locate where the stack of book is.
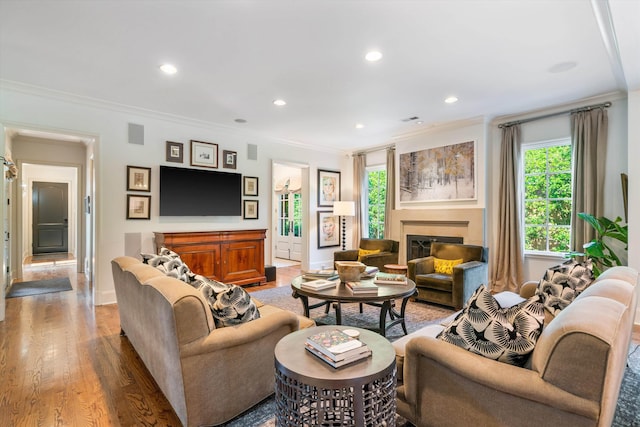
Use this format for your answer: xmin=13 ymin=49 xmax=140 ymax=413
xmin=360 ymin=266 xmax=380 ymax=279
xmin=345 ymin=281 xmax=378 ymax=294
xmin=373 ymin=272 xmax=408 ymax=285
xmin=302 ymin=269 xmax=339 ymax=281
xmin=305 ymin=329 xmax=371 ymax=368
xmin=300 ymin=278 xmax=338 ymax=291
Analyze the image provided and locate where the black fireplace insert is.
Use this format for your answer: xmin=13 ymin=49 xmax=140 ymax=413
xmin=406 ymin=234 xmax=464 ymax=261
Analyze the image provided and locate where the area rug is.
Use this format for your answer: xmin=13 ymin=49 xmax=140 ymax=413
xmin=223 ymin=286 xmax=640 ymax=427
xmin=6 ymin=277 xmax=72 ymax=298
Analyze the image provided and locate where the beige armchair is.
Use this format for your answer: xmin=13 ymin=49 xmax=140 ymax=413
xmin=408 ymin=242 xmax=488 ymax=310
xmin=334 ymin=238 xmax=399 ymax=271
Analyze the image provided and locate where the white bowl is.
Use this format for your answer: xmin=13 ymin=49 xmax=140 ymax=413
xmin=335 ymin=261 xmax=366 ymax=282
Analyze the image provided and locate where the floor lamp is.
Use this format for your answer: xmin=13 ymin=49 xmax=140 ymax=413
xmin=333 ymin=201 xmax=355 ymax=251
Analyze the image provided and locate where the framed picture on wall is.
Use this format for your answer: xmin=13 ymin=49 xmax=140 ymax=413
xmin=166 ymin=141 xmax=184 ymax=163
xmin=127 ymin=195 xmax=151 ymax=220
xmin=243 ymin=200 xmax=259 ymax=219
xmin=223 ymin=150 xmax=237 ymax=169
xmin=399 ymin=140 xmax=476 ymax=202
xmin=244 ymin=176 xmax=259 ymax=196
xmin=317 ymin=169 xmax=340 ymax=208
xmin=191 ymin=140 xmax=218 ymax=168
xmin=127 ymin=165 xmax=151 ymax=192
xmin=317 ymin=211 xmax=340 ymax=248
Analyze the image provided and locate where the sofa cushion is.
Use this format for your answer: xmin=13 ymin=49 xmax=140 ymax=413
xmin=358 ymin=248 xmax=380 ymax=261
xmin=535 ymin=259 xmax=594 ymax=316
xmin=191 ymin=274 xmax=260 ymax=327
xmin=438 ymin=285 xmax=545 ymax=366
xmin=141 ymin=247 xmax=193 ymax=283
xmin=433 ymin=257 xmax=463 ymax=275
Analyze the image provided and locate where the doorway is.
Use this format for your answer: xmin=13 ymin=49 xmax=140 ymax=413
xmin=18 ymin=161 xmax=82 ymax=280
xmin=275 ymin=191 xmax=302 ymax=261
xmin=273 ymin=162 xmax=308 ymax=268
xmin=32 ymin=181 xmax=69 ymax=254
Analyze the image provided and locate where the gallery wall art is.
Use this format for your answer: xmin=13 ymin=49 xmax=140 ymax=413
xmin=399 ymin=140 xmax=476 ymax=202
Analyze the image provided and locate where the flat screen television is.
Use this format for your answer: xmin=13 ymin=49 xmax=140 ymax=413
xmin=159 ymin=165 xmax=242 ymax=216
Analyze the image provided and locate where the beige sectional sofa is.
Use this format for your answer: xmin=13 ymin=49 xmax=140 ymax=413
xmin=393 ymin=266 xmax=638 ymax=427
xmin=111 ymin=256 xmax=314 ymax=427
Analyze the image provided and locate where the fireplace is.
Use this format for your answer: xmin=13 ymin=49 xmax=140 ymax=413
xmin=407 ymin=235 xmax=464 ymax=260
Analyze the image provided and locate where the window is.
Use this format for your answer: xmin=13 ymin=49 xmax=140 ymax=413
xmin=367 ymin=166 xmax=387 ymax=239
xmin=523 ymin=139 xmax=572 ymax=254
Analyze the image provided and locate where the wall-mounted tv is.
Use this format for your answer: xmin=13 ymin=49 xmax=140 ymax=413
xmin=159 ymin=165 xmax=242 ymax=216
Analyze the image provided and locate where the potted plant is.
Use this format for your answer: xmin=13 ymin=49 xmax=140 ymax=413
xmin=570 ymin=212 xmax=628 ymax=277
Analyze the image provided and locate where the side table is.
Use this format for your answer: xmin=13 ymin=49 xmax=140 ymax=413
xmin=274 ymin=326 xmax=397 ymax=426
xmin=384 ymin=264 xmax=408 ymax=275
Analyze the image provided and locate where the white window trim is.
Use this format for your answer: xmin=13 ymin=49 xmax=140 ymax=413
xmin=521 ymin=137 xmax=572 ymax=257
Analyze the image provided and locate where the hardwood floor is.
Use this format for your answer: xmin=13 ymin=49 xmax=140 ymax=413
xmin=1 ymin=259 xmax=638 ymax=426
xmin=0 ymin=259 xmax=299 ymax=427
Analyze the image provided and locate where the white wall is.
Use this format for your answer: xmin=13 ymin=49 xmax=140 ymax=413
xmin=0 ymin=84 xmax=346 ymax=305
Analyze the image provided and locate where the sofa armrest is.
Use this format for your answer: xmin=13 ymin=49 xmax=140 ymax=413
xmin=407 ymin=256 xmax=435 ymax=279
xmin=401 ymin=337 xmax=599 ymax=423
xmin=519 ymin=280 xmax=539 ymax=298
xmin=180 ymin=309 xmax=299 ymax=357
xmin=334 ymin=249 xmax=359 ymax=263
xmin=452 ymin=261 xmax=488 ymax=308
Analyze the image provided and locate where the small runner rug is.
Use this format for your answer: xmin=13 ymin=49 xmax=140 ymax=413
xmin=7 ymin=277 xmax=72 ymax=298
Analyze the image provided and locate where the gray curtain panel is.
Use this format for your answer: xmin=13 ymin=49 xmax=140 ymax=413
xmin=570 ymin=108 xmax=608 ymax=252
xmin=492 ymin=124 xmax=524 ymax=292
xmin=353 ymin=153 xmax=367 ymax=244
xmin=384 ymin=147 xmax=396 ymax=239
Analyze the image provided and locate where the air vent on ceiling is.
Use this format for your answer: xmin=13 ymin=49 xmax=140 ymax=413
xmin=401 ymin=116 xmax=420 ymax=122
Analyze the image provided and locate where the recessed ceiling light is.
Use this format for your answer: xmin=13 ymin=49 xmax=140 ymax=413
xmin=416 ymin=121 xmax=424 ymax=125
xmin=355 ymin=123 xmax=365 ymax=129
xmin=234 ymin=118 xmax=247 ymax=123
xmin=160 ymin=63 xmax=177 ymax=75
xmin=365 ymin=51 xmax=383 ymax=62
xmin=273 ymin=99 xmax=287 ymax=106
xmin=444 ymin=96 xmax=458 ymax=104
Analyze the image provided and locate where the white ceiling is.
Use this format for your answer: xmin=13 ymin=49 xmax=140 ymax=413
xmin=1 ymin=0 xmax=638 ymax=152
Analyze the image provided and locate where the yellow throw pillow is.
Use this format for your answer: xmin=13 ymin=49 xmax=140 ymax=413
xmin=358 ymin=248 xmax=381 ymax=262
xmin=434 ymin=258 xmax=463 ymax=275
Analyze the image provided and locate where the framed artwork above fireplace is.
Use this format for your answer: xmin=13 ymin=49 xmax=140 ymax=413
xmin=399 ymin=140 xmax=476 ymax=203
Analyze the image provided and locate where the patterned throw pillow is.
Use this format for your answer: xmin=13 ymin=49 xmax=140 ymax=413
xmin=433 ymin=258 xmax=463 ymax=275
xmin=141 ymin=247 xmax=192 ymax=283
xmin=438 ymin=285 xmax=545 ymax=366
xmin=358 ymin=248 xmax=381 ymax=262
xmin=535 ymin=259 xmax=594 ymax=316
xmin=190 ymin=274 xmax=260 ymax=327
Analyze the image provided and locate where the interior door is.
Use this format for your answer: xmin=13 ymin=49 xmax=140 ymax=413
xmin=32 ymin=181 xmax=68 ymax=254
xmin=275 ymin=192 xmax=302 ymax=261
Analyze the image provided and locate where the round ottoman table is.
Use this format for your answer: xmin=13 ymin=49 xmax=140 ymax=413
xmin=274 ymin=325 xmax=396 ymax=426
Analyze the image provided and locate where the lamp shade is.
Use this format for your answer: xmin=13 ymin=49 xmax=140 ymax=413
xmin=333 ymin=201 xmax=355 ymax=216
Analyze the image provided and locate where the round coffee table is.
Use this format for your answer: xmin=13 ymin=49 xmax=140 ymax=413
xmin=291 ymin=276 xmax=416 ymax=337
xmin=274 ymin=325 xmax=396 ymax=426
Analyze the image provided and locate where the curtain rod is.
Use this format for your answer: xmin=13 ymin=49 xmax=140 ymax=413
xmin=497 ymin=101 xmax=612 ymax=129
xmin=353 ymin=144 xmax=395 ymax=156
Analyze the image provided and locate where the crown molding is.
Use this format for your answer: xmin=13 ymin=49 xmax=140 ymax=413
xmin=0 ymin=79 xmax=344 ymax=155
